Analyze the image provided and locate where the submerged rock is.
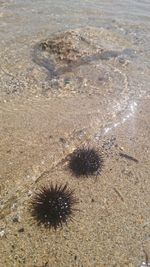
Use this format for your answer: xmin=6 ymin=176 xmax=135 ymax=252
xmin=33 ymin=29 xmax=102 ymax=78
xmin=32 ymin=27 xmax=136 ymax=96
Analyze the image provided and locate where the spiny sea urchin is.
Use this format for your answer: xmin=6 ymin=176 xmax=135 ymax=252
xmin=68 ymin=147 xmax=103 ymax=177
xmin=31 ymin=183 xmax=77 ymax=229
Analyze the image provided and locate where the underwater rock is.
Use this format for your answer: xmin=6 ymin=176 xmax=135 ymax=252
xmin=32 ymin=27 xmax=136 ymax=96
xmin=33 ymin=29 xmax=102 ymax=78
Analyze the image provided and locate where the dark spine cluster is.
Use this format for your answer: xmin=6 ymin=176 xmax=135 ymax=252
xmin=68 ymin=147 xmax=103 ymax=177
xmin=30 ymin=146 xmax=104 ymax=230
xmin=31 ymin=184 xmax=77 ymax=229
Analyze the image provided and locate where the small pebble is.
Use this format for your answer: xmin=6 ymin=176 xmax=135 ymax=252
xmin=18 ymin=228 xmax=24 ymax=233
xmin=74 ymin=255 xmax=77 ymax=261
xmin=0 ymin=230 xmax=6 ymax=238
xmin=12 ymin=215 xmax=19 ymax=223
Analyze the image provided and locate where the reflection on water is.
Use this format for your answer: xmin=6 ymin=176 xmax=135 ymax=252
xmin=103 ymin=101 xmax=137 ymax=135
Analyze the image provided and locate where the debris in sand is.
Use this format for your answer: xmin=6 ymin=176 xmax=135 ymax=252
xmin=119 ymin=152 xmax=139 ymax=163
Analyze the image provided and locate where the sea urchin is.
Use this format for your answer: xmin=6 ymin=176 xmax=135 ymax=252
xmin=31 ymin=183 xmax=77 ymax=229
xmin=68 ymin=147 xmax=103 ymax=177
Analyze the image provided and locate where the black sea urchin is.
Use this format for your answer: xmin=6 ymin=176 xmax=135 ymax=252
xmin=31 ymin=184 xmax=77 ymax=229
xmin=68 ymin=147 xmax=103 ymax=177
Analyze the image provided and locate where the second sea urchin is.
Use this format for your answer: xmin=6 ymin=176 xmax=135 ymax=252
xmin=31 ymin=183 xmax=77 ymax=229
xmin=68 ymin=147 xmax=103 ymax=177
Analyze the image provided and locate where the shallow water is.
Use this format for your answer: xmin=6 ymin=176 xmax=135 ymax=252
xmin=0 ymin=1 xmax=150 ymax=267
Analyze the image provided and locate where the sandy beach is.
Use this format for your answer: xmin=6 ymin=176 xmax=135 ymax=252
xmin=0 ymin=1 xmax=150 ymax=266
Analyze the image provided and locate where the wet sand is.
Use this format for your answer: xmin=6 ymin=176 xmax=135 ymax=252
xmin=0 ymin=95 xmax=150 ymax=267
xmin=0 ymin=1 xmax=150 ymax=267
